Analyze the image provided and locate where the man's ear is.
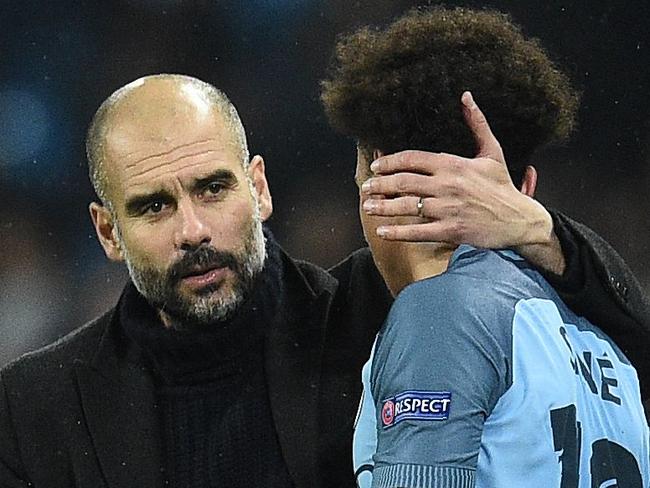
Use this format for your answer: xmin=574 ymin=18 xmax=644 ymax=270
xmin=89 ymin=202 xmax=124 ymax=262
xmin=520 ymin=165 xmax=538 ymax=197
xmin=248 ymin=155 xmax=273 ymax=221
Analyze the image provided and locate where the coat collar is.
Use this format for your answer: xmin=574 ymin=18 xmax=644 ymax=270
xmin=74 ymin=306 xmax=164 ymax=488
xmin=264 ymin=250 xmax=336 ymax=488
xmin=74 ymin=246 xmax=338 ymax=488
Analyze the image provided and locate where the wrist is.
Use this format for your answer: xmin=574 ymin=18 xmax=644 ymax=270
xmin=513 ymin=201 xmax=566 ymax=275
xmin=510 ymin=197 xmax=554 ymax=247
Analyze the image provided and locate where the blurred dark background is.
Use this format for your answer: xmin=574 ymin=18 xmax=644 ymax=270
xmin=1 ymin=0 xmax=649 ymax=366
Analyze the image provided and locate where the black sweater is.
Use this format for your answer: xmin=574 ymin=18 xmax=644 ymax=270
xmin=120 ymin=239 xmax=293 ymax=488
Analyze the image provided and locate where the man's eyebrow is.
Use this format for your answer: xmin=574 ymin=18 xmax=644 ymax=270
xmin=124 ymin=190 xmax=174 ymax=215
xmin=192 ymin=169 xmax=238 ymax=191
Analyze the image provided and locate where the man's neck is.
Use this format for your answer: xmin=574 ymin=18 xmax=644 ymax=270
xmin=385 ymin=243 xmax=457 ymax=297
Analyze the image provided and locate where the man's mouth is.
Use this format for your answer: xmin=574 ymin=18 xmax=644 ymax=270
xmin=180 ymin=266 xmax=229 ymax=289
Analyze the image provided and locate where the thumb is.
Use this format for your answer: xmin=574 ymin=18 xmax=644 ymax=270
xmin=461 ymin=91 xmax=505 ymax=165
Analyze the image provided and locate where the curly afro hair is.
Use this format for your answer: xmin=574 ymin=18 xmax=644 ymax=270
xmin=321 ymin=6 xmax=579 ymax=183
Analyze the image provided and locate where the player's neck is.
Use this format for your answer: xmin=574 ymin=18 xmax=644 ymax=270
xmin=386 ymin=243 xmax=457 ymax=297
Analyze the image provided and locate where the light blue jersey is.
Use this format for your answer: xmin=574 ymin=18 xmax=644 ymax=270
xmin=353 ymin=246 xmax=649 ymax=488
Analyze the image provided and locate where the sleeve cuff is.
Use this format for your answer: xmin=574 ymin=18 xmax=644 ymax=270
xmin=539 ymin=210 xmax=585 ymax=294
xmin=373 ymin=464 xmax=475 ymax=488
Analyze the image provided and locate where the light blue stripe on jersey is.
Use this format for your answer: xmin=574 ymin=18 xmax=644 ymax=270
xmin=353 ymin=245 xmax=650 ymax=488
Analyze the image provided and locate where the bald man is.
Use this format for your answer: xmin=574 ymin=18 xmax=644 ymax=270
xmin=0 ymin=74 xmax=648 ymax=488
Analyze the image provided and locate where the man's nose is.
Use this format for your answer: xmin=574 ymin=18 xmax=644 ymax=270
xmin=176 ymin=201 xmax=211 ymax=251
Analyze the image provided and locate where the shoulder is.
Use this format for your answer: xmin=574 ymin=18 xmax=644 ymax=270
xmin=328 ymin=248 xmax=385 ymax=290
xmin=0 ymin=309 xmax=112 ymax=388
xmin=372 ymin=255 xmax=515 ymax=413
xmin=327 ymin=247 xmax=375 ymax=276
xmin=288 ymin=246 xmax=389 ymax=302
xmin=328 ymin=247 xmax=391 ymax=305
xmin=391 ymin=250 xmax=527 ymax=325
xmin=381 ymin=249 xmax=539 ymax=357
xmin=288 ymin=246 xmax=391 ymax=333
xmin=292 ymin=257 xmax=336 ymax=292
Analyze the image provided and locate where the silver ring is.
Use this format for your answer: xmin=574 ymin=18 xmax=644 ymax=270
xmin=416 ymin=196 xmax=425 ymax=218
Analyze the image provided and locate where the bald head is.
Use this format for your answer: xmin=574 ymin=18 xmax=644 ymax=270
xmin=86 ymin=74 xmax=249 ymax=206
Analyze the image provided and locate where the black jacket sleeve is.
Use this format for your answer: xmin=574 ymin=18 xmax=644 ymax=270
xmin=543 ymin=210 xmax=650 ymax=401
xmin=0 ymin=376 xmax=32 ymax=488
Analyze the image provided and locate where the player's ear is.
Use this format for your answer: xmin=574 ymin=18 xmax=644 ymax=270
xmin=519 ymin=165 xmax=538 ymax=197
xmin=89 ymin=202 xmax=124 ymax=262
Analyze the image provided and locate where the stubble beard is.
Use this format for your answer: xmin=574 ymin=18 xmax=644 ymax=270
xmin=118 ymin=216 xmax=267 ymax=331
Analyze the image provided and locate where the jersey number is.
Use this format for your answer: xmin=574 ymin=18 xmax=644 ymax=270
xmin=550 ymin=405 xmax=642 ymax=487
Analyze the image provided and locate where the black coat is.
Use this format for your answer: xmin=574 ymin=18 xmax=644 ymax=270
xmin=1 ymin=212 xmax=649 ymax=488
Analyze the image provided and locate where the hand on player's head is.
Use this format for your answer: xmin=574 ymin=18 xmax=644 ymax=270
xmin=360 ymin=93 xmax=549 ymax=249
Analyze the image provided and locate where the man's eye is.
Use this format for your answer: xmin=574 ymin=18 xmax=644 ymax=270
xmin=205 ymin=182 xmax=224 ymax=195
xmin=146 ymin=201 xmax=164 ymax=214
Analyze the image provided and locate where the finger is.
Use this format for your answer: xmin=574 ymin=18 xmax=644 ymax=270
xmin=461 ymin=91 xmax=505 ymax=164
xmin=376 ymin=221 xmax=463 ymax=243
xmin=370 ymin=150 xmax=465 ymax=176
xmin=363 ymin=195 xmax=424 ymax=217
xmin=361 ymin=173 xmax=441 ymax=196
xmin=364 ymin=196 xmax=460 ymax=221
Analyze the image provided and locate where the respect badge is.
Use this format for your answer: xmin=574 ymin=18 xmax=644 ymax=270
xmin=381 ymin=390 xmax=451 ymax=428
